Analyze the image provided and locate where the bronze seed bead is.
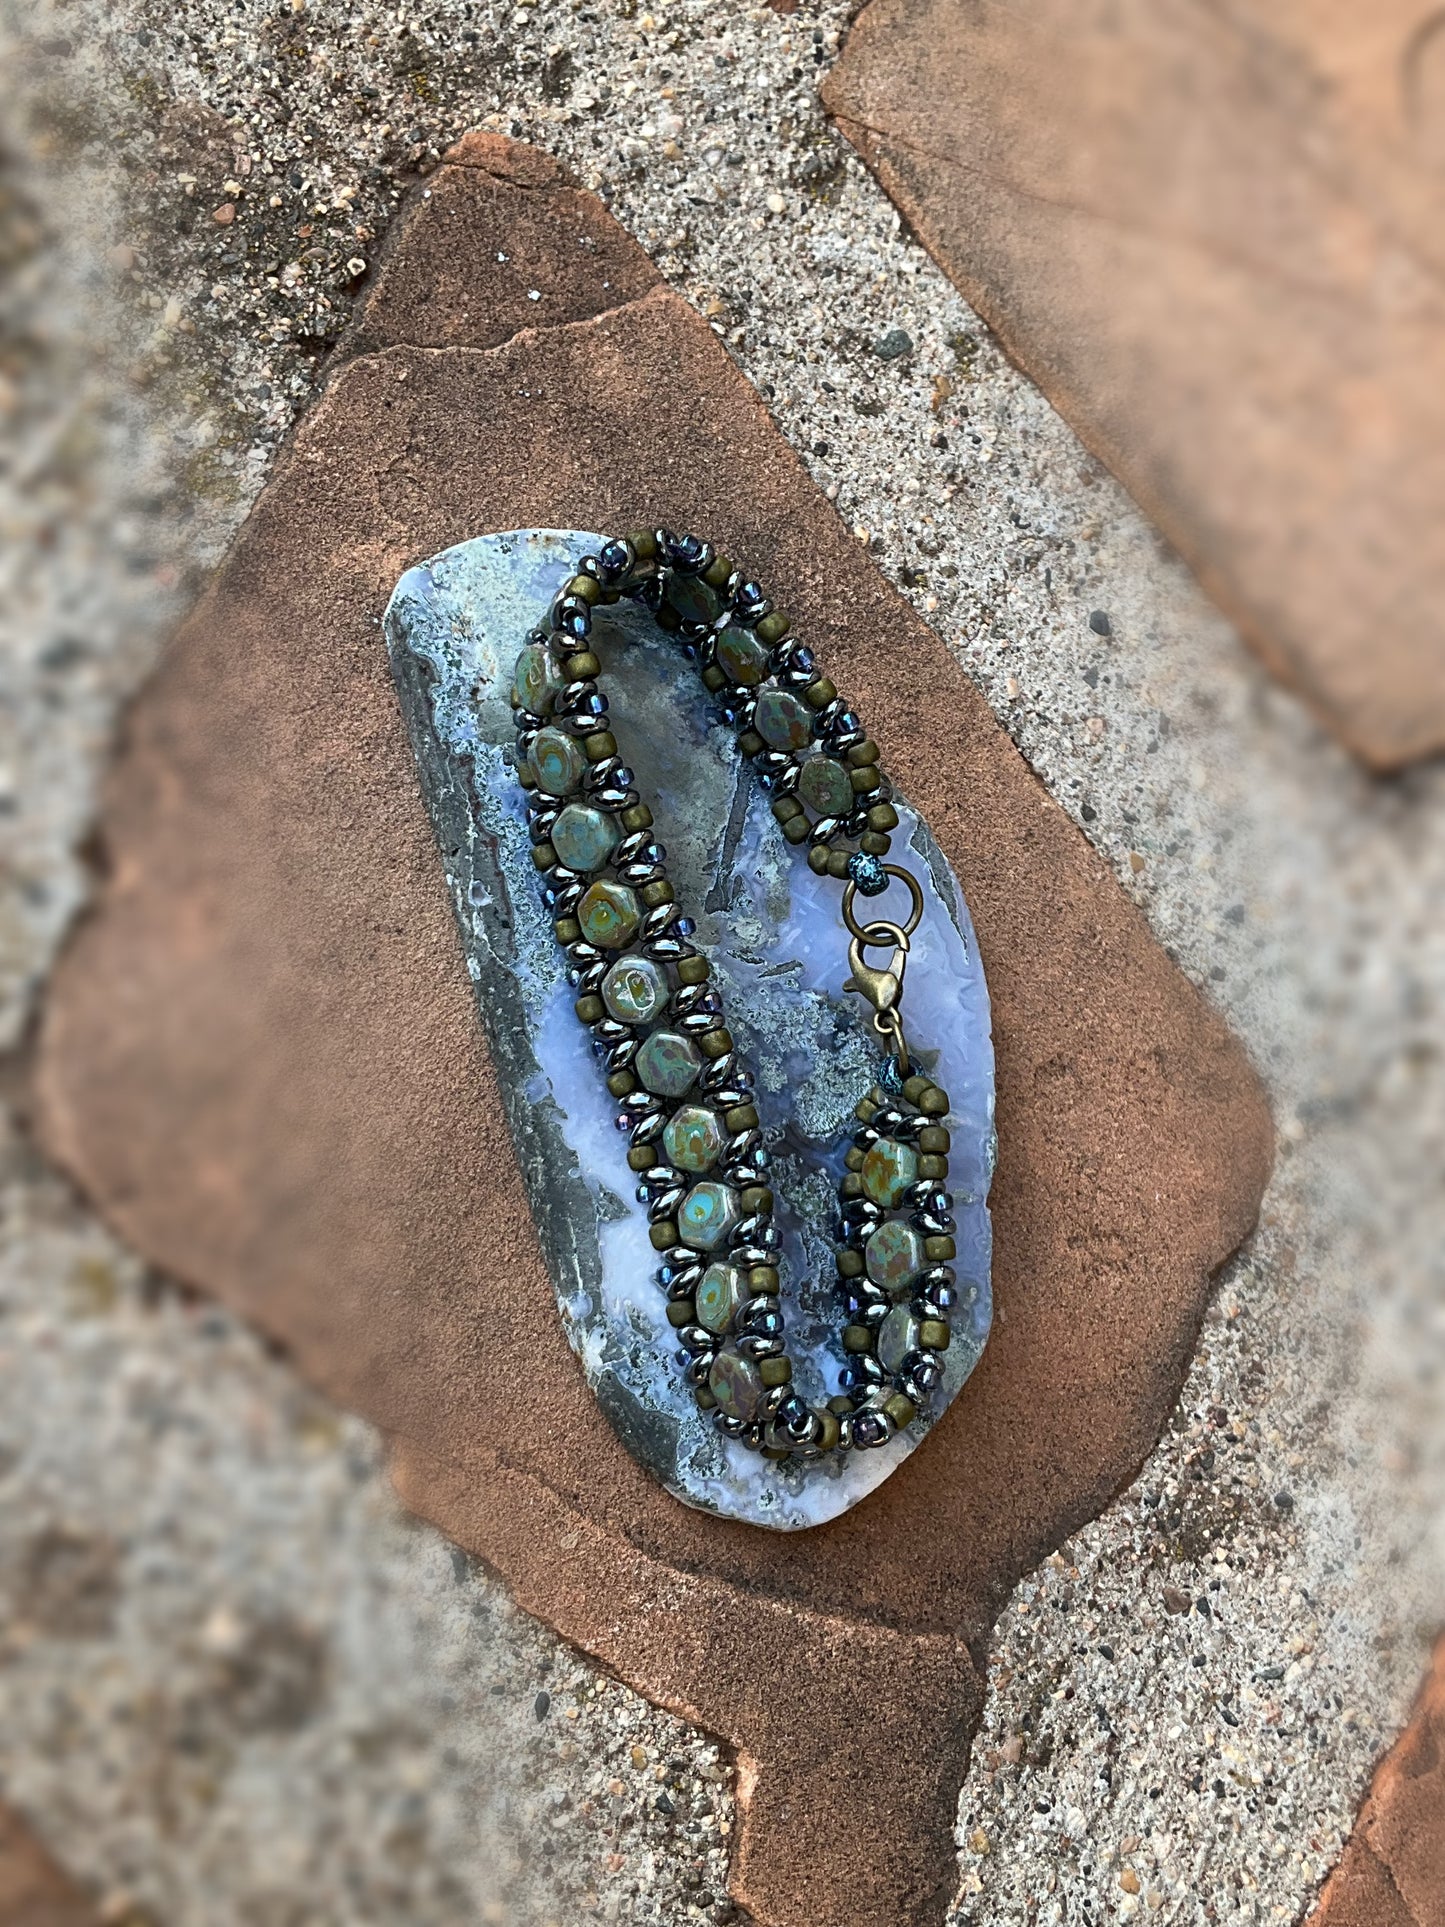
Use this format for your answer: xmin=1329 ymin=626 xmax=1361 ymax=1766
xmin=741 ymin=1184 xmax=773 ymax=1214
xmin=575 ymin=994 xmax=605 ymax=1024
xmin=920 ymin=1087 xmax=950 ymax=1117
xmin=756 ymin=612 xmax=790 ymax=645
xmin=836 ymin=1249 xmax=864 ymax=1279
xmin=849 ymin=765 xmax=882 ymax=795
xmin=607 ymin=1071 xmax=637 ymax=1099
xmin=883 ymin=1392 xmax=917 ymax=1429
xmin=918 ymin=1124 xmax=950 ymax=1154
xmin=844 ymin=1147 xmax=865 ymax=1172
xmin=903 ymin=1075 xmax=930 ymax=1105
xmin=655 ymin=603 xmax=682 ymax=634
xmin=517 ymin=763 xmax=538 ymax=789
xmin=854 ymin=1097 xmax=879 ymax=1122
xmin=738 ymin=729 xmax=765 ymax=757
xmin=759 ymin=1356 xmax=792 ymax=1388
xmin=627 ymin=1145 xmax=657 ymax=1172
xmin=676 ymin=955 xmax=710 ymax=986
xmin=640 ymin=879 xmax=675 ymax=908
xmin=628 ymin=528 xmax=658 ymax=559
xmin=803 ymin=677 xmax=837 ymax=710
xmin=666 ymin=1299 xmax=696 ymax=1328
xmin=826 ymin=849 xmax=852 ymax=879
xmin=840 ymin=1174 xmax=863 ymax=1199
xmin=860 ymin=831 xmax=891 ymax=856
xmin=842 ymin=1324 xmax=874 ymax=1353
xmin=924 ymin=1235 xmax=956 ymax=1263
xmin=726 ymin=1104 xmax=760 ymax=1132
xmin=847 ymin=740 xmax=881 ymax=767
xmin=621 ymin=803 xmax=653 ymax=832
xmin=649 ymin=1221 xmax=679 ymax=1251
xmin=555 ymin=916 xmax=581 ymax=943
xmin=827 ymin=1395 xmax=854 ymax=1417
xmin=816 ymin=1410 xmax=842 ymax=1452
xmin=918 ymin=1319 xmax=951 ymax=1351
xmin=695 ymin=1386 xmax=718 ymax=1411
xmin=702 ymin=665 xmax=727 ymax=692
xmin=807 ymin=845 xmax=831 ymax=875
xmin=762 ymin=1445 xmax=790 ymax=1461
xmin=772 ymin=795 xmax=804 ymax=822
xmin=565 ymin=650 xmax=601 ymax=679
xmin=782 ymin=818 xmax=811 ymax=845
xmin=749 ymin=1265 xmax=780 ymax=1294
xmin=703 ymin=554 xmax=732 ymax=589
xmin=918 ymin=1154 xmax=948 ymax=1181
xmin=867 ymin=802 xmax=900 ymax=832
xmin=531 ymin=842 xmax=557 ymax=870
xmin=699 ymin=1027 xmax=734 ymax=1060
xmin=568 ymin=574 xmax=602 ymax=605
xmin=585 ymin=731 xmax=618 ymax=762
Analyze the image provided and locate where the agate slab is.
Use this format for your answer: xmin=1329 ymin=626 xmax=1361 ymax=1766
xmin=383 ymin=529 xmax=995 ymax=1530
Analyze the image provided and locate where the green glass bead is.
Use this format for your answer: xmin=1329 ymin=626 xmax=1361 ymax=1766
xmin=796 ymin=754 xmax=855 ymax=817
xmin=715 ymin=623 xmax=770 ymax=688
xmin=530 ymin=725 xmax=586 ymax=797
xmin=576 ymin=879 xmax=640 ymax=949
xmin=513 ymin=642 xmax=566 ymax=716
xmin=877 ymin=1304 xmax=922 ymax=1375
xmin=864 ymin=1220 xmax=924 ymax=1298
xmin=695 ymin=1261 xmax=745 ymax=1336
xmin=601 ymin=956 xmax=669 ymax=1024
xmin=708 ymin=1345 xmax=763 ymax=1421
xmin=664 ymin=573 xmax=722 ymax=627
xmin=663 ymin=1104 xmax=725 ymax=1174
xmin=677 ymin=1180 xmax=741 ymax=1251
xmin=635 ymin=1029 xmax=703 ymax=1098
xmin=861 ymin=1136 xmax=919 ymax=1208
xmin=754 ymin=688 xmax=815 ymax=751
xmin=550 ymin=802 xmax=620 ymax=873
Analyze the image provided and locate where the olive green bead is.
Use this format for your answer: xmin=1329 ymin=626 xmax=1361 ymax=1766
xmin=703 ymin=554 xmax=733 ymax=589
xmin=574 ymin=993 xmax=605 ymax=1025
xmin=531 ymin=841 xmax=557 ymax=871
xmin=860 ymin=831 xmax=892 ymax=857
xmin=835 ymin=1248 xmax=864 ymax=1279
xmin=584 ymin=729 xmax=618 ymax=762
xmin=666 ymin=1298 xmax=696 ymax=1328
xmin=698 ymin=1027 xmax=734 ymax=1060
xmin=565 ymin=649 xmax=601 ymax=680
xmin=919 ymin=1125 xmax=951 ymax=1154
xmin=924 ymin=1235 xmax=956 ymax=1263
xmin=918 ymin=1154 xmax=948 ymax=1181
xmin=920 ymin=1086 xmax=951 ymax=1117
xmin=627 ymin=1144 xmax=657 ymax=1172
xmin=842 ymin=1324 xmax=874 ymax=1354
xmin=772 ymin=794 xmax=804 ymax=822
xmin=855 ymin=1097 xmax=879 ymax=1122
xmin=740 ymin=1185 xmax=772 ymax=1215
xmin=554 ymin=916 xmax=581 ymax=944
xmin=839 ymin=1174 xmax=863 ymax=1199
xmin=639 ymin=878 xmax=674 ymax=908
xmin=827 ymin=1395 xmax=854 ymax=1417
xmin=803 ymin=677 xmax=837 ymax=710
xmin=867 ymin=802 xmax=899 ymax=832
xmin=628 ymin=528 xmax=658 ymax=559
xmin=749 ymin=1265 xmax=780 ymax=1294
xmin=902 ymin=1075 xmax=930 ymax=1105
xmin=807 ymin=845 xmax=831 ymax=875
xmin=816 ymin=1411 xmax=841 ymax=1452
xmin=649 ymin=1220 xmax=678 ymax=1251
xmin=694 ymin=1386 xmax=718 ymax=1411
xmin=849 ymin=764 xmax=882 ymax=794
xmin=738 ymin=729 xmax=765 ymax=757
xmin=606 ymin=1070 xmax=637 ymax=1099
xmin=883 ymin=1392 xmax=917 ymax=1430
xmin=847 ymin=740 xmax=880 ymax=767
xmin=826 ymin=850 xmax=851 ymax=880
xmin=702 ymin=665 xmax=727 ymax=692
xmin=620 ymin=802 xmax=653 ymax=832
xmin=567 ymin=573 xmax=602 ymax=605
xmin=756 ymin=611 xmax=790 ymax=645
xmin=759 ymin=1356 xmax=793 ymax=1388
xmin=676 ymin=955 xmax=710 ymax=986
xmin=918 ymin=1319 xmax=951 ymax=1351
xmin=724 ymin=1103 xmax=759 ymax=1133
xmin=781 ymin=817 xmax=811 ymax=845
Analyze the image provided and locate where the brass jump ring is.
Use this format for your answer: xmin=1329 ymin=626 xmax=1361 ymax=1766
xmin=840 ymin=865 xmax=925 ymax=944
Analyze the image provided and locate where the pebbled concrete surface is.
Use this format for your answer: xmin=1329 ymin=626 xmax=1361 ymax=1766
xmin=0 ymin=0 xmax=1441 ymax=1922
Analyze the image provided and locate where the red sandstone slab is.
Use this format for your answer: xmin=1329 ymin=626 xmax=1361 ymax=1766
xmin=823 ymin=0 xmax=1445 ymax=770
xmin=0 ymin=1804 xmax=99 ymax=1927
xmin=32 ymin=141 xmax=1272 ymax=1927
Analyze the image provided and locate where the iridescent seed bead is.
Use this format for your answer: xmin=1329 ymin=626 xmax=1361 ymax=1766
xmin=663 ymin=1105 xmax=725 ymax=1174
xmin=513 ymin=641 xmax=566 ymax=716
xmin=861 ymin=1136 xmax=919 ymax=1208
xmin=754 ymin=687 xmax=815 ymax=751
xmin=714 ymin=623 xmax=770 ymax=687
xmin=796 ymin=754 xmax=854 ymax=817
xmin=695 ymin=1261 xmax=745 ymax=1336
xmin=576 ymin=880 xmax=641 ymax=948
xmin=877 ymin=1303 xmax=922 ymax=1375
xmin=708 ymin=1345 xmax=763 ymax=1421
xmin=864 ymin=1220 xmax=925 ymax=1298
xmin=665 ymin=573 xmax=722 ymax=627
xmin=550 ymin=802 xmax=620 ymax=873
xmin=601 ymin=956 xmax=669 ymax=1024
xmin=677 ymin=1180 xmax=741 ymax=1250
xmin=635 ymin=1029 xmax=703 ymax=1097
xmin=530 ymin=725 xmax=587 ymax=796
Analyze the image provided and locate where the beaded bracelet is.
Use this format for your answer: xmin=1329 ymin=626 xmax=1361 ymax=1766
xmin=511 ymin=527 xmax=957 ymax=1462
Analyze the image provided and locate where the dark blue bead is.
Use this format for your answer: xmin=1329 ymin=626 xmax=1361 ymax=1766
xmin=733 ymin=580 xmax=767 ymax=620
xmin=848 ymin=852 xmax=889 ymax=896
xmin=598 ymin=538 xmax=632 ymax=581
xmin=852 ymin=1410 xmax=889 ymax=1448
xmin=666 ymin=531 xmax=708 ymax=572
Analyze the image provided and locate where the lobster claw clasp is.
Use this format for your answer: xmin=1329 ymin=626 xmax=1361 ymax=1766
xmin=844 ymin=929 xmax=909 ymax=1020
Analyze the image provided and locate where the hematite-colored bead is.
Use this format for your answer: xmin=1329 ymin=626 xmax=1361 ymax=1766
xmin=865 ymin=1220 xmax=925 ymax=1297
xmin=678 ymin=1180 xmax=741 ymax=1250
xmin=601 ymin=956 xmax=669 ymax=1024
xmin=695 ymin=1261 xmax=745 ymax=1335
xmin=797 ymin=754 xmax=854 ymax=817
xmin=715 ymin=624 xmax=770 ymax=687
xmin=877 ymin=1304 xmax=922 ymax=1374
xmin=708 ymin=1345 xmax=763 ymax=1421
xmin=513 ymin=642 xmax=566 ymax=716
xmin=861 ymin=1137 xmax=920 ymax=1208
xmin=577 ymin=880 xmax=641 ymax=948
xmin=530 ymin=725 xmax=586 ymax=796
xmin=550 ymin=803 xmax=620 ymax=874
xmin=663 ymin=1105 xmax=725 ymax=1174
xmin=754 ymin=688 xmax=814 ymax=751
xmin=635 ymin=1029 xmax=703 ymax=1098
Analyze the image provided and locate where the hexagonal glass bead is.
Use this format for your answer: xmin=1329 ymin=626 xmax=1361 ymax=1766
xmin=550 ymin=802 xmax=620 ymax=873
xmin=708 ymin=1345 xmax=763 ymax=1422
xmin=864 ymin=1219 xmax=924 ymax=1298
xmin=663 ymin=1104 xmax=725 ymax=1174
xmin=664 ymin=573 xmax=722 ymax=627
xmin=512 ymin=641 xmax=566 ymax=717
xmin=861 ymin=1136 xmax=919 ymax=1209
xmin=601 ymin=956 xmax=669 ymax=1025
xmin=714 ymin=624 xmax=769 ymax=688
xmin=797 ymin=754 xmax=854 ymax=818
xmin=695 ymin=1261 xmax=745 ymax=1336
xmin=635 ymin=1029 xmax=702 ymax=1098
xmin=754 ymin=688 xmax=815 ymax=752
xmin=877 ymin=1304 xmax=922 ymax=1375
xmin=677 ymin=1180 xmax=740 ymax=1251
xmin=576 ymin=880 xmax=640 ymax=949
xmin=530 ymin=725 xmax=586 ymax=797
